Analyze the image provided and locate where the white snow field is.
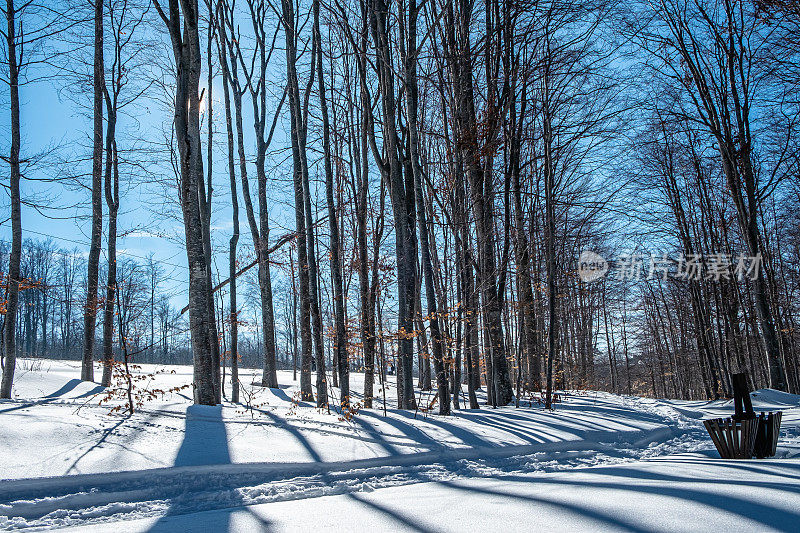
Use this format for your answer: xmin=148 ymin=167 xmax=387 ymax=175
xmin=1 ymin=358 xmax=799 ymax=531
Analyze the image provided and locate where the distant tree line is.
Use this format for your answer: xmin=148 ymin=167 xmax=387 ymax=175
xmin=0 ymin=238 xmax=296 ymax=373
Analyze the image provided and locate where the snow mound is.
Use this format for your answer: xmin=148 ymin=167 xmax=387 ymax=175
xmin=750 ymin=388 xmax=800 ymax=409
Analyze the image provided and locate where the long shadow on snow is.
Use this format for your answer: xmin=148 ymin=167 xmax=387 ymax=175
xmin=239 ymin=406 xmax=439 ymax=531
xmin=44 ymin=379 xmax=84 ymax=398
xmin=146 ymin=405 xmax=272 ymax=532
xmin=552 ymin=403 xmax=665 ymax=430
xmin=435 ymin=478 xmax=653 ymax=532
xmin=346 ymin=491 xmax=442 ymax=533
xmin=269 ymin=386 xmax=313 ymax=408
xmin=0 ymin=379 xmax=105 ymax=415
xmin=256 ymin=408 xmax=443 ymax=531
xmin=348 ymin=413 xmax=405 ymax=456
xmin=449 ymin=411 xmax=565 ymax=444
xmin=65 ymin=417 xmax=129 ymax=475
xmin=647 ymin=454 xmax=800 ymax=482
xmin=392 ymin=410 xmax=496 ymax=448
xmin=452 ymin=460 xmax=800 ymax=532
xmin=257 ymin=408 xmax=323 ymax=462
xmin=359 ymin=410 xmax=460 ymax=450
xmin=354 ymin=396 xmax=654 ymax=455
xmin=400 ymin=406 xmax=634 ymax=449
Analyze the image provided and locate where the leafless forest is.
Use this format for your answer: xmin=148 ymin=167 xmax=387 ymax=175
xmin=2 ymin=0 xmax=800 ymax=411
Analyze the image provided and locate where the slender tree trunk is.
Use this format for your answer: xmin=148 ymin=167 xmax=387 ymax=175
xmin=357 ymin=88 xmax=374 ymax=408
xmin=544 ymin=54 xmax=558 ymax=409
xmin=82 ymin=0 xmax=104 ymax=382
xmin=0 ymin=0 xmax=20 ymax=399
xmin=404 ymin=0 xmax=449 ymax=412
xmin=511 ymin=84 xmax=540 ymax=393
xmin=297 ymin=19 xmax=328 ymax=409
xmin=303 ymin=150 xmax=328 ymax=406
xmin=249 ymin=1 xmax=279 ymax=389
xmin=219 ymin=1 xmax=279 ymax=390
xmin=448 ymin=0 xmax=512 ymax=406
xmin=219 ymin=26 xmax=240 ymax=403
xmin=354 ymin=13 xmax=382 ymax=408
xmin=101 ymin=99 xmax=119 ymax=388
xmin=291 ymin=247 xmax=298 ymax=382
xmin=400 ymin=9 xmax=440 ymax=403
xmin=315 ymin=0 xmax=348 ymax=408
xmin=282 ymin=0 xmax=314 ymax=401
xmin=199 ymin=3 xmax=220 ymax=403
xmin=370 ymin=0 xmax=416 ymax=408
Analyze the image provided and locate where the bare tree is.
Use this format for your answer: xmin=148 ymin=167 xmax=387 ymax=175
xmin=315 ymin=0 xmax=348 ymax=407
xmin=1 ymin=1 xmax=72 ymax=397
xmin=281 ymin=0 xmax=314 ymax=401
xmin=0 ymin=0 xmax=22 ymax=398
xmin=101 ymin=0 xmax=151 ymax=387
xmin=216 ymin=1 xmax=240 ymax=402
xmin=152 ymin=0 xmax=218 ymax=404
xmin=80 ymin=0 xmax=105 ymax=382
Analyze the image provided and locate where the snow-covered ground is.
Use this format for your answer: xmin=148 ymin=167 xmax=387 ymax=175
xmin=1 ymin=358 xmax=799 ymax=531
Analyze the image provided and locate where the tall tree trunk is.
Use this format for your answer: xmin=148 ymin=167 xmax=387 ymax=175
xmin=219 ymin=0 xmax=279 ymax=389
xmin=282 ymin=0 xmax=314 ymax=401
xmin=403 ymin=0 xmax=449 ymax=413
xmin=249 ymin=0 xmax=279 ymax=389
xmin=302 ymin=146 xmax=328 ymax=407
xmin=511 ymin=83 xmax=540 ymax=393
xmin=218 ymin=23 xmax=240 ymax=403
xmin=101 ymin=94 xmax=118 ymax=388
xmin=82 ymin=0 xmax=104 ymax=382
xmin=315 ymin=0 xmax=348 ymax=408
xmin=0 ymin=0 xmax=20 ymax=399
xmin=446 ymin=0 xmax=512 ymax=405
xmin=357 ymin=75 xmax=374 ymax=408
xmin=370 ymin=0 xmax=416 ymax=408
xmin=297 ymin=9 xmax=328 ymax=408
xmin=544 ymin=49 xmax=558 ymax=409
xmin=199 ymin=1 xmax=220 ymax=403
xmin=154 ymin=0 xmax=217 ymax=405
xmin=353 ymin=11 xmax=383 ymax=407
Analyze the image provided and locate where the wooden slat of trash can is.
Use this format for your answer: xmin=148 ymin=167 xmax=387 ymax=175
xmin=771 ymin=412 xmax=781 ymax=456
xmin=704 ymin=417 xmax=758 ymax=459
xmin=704 ymin=419 xmax=723 ymax=454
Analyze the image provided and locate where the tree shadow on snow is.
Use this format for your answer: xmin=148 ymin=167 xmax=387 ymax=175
xmin=145 ymin=405 xmax=273 ymax=532
xmin=430 ymin=459 xmax=800 ymax=532
xmin=345 ymin=491 xmax=442 ymax=532
xmin=0 ymin=379 xmax=105 ymax=414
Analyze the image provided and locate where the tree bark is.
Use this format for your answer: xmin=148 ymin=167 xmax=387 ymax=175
xmin=218 ymin=17 xmax=240 ymax=403
xmin=82 ymin=0 xmax=105 ymax=383
xmin=154 ymin=0 xmax=217 ymax=405
xmin=370 ymin=0 xmax=417 ymax=409
xmin=101 ymin=88 xmax=118 ymax=388
xmin=315 ymin=0 xmax=348 ymax=408
xmin=446 ymin=0 xmax=512 ymax=406
xmin=0 ymin=0 xmax=21 ymax=399
xmin=544 ymin=46 xmax=558 ymax=409
xmin=510 ymin=81 xmax=540 ymax=393
xmin=282 ymin=0 xmax=314 ymax=401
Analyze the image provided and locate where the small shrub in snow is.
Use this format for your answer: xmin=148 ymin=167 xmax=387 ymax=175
xmin=99 ymin=360 xmax=190 ymax=415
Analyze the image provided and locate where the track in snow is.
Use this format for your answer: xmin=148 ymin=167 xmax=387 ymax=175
xmin=1 ymin=422 xmax=707 ymax=531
